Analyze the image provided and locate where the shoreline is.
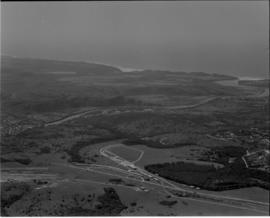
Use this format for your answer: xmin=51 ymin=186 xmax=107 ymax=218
xmin=1 ymin=54 xmax=268 ymax=80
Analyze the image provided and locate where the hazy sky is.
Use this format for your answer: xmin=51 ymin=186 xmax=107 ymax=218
xmin=1 ymin=1 xmax=269 ymax=78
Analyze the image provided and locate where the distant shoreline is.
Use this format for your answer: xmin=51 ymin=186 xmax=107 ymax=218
xmin=238 ymin=76 xmax=269 ymax=81
xmin=85 ymin=59 xmax=269 ymax=81
xmin=85 ymin=60 xmax=144 ymax=73
xmin=1 ymin=54 xmax=268 ymax=80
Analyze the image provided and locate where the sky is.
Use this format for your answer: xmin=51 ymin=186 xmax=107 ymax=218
xmin=1 ymin=1 xmax=269 ymax=78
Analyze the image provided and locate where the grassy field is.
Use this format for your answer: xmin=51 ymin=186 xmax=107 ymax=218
xmin=107 ymin=145 xmax=143 ymax=162
xmin=126 ymin=144 xmax=210 ymax=168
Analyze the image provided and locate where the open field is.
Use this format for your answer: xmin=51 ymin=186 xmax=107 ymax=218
xmin=99 ymin=143 xmax=269 ymax=214
xmin=107 ymin=145 xmax=143 ymax=163
xmin=116 ymin=186 xmax=263 ymax=216
xmin=121 ymin=144 xmax=215 ymax=168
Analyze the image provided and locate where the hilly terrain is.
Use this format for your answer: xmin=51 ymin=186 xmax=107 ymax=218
xmin=1 ymin=56 xmax=269 ymax=216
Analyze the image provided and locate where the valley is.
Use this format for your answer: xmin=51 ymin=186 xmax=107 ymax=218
xmin=1 ymin=56 xmax=269 ymax=216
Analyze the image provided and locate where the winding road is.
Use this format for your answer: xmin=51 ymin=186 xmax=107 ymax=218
xmin=42 ymin=96 xmax=218 ymax=128
xmin=97 ymin=144 xmax=269 ymax=215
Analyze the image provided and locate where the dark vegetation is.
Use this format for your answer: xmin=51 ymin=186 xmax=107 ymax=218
xmin=33 ymin=180 xmax=48 ymax=185
xmin=18 ymin=96 xmax=143 ymax=113
xmin=1 ymin=183 xmax=126 ymax=216
xmin=122 ymin=138 xmax=196 ymax=148
xmin=159 ymin=200 xmax=178 ymax=207
xmin=1 ymin=157 xmax=32 ymax=165
xmin=109 ymin=178 xmax=124 ymax=184
xmin=58 ymin=187 xmax=127 ymax=216
xmin=89 ymin=109 xmax=266 ymax=149
xmin=88 ymin=112 xmax=211 ymax=139
xmin=94 ymin=187 xmax=127 ymax=215
xmin=1 ymin=117 xmax=120 ymax=163
xmin=130 ymin=202 xmax=137 ymax=207
xmin=38 ymin=146 xmax=51 ymax=154
xmin=17 ymin=126 xmax=64 ymax=139
xmin=66 ymin=135 xmax=120 ymax=163
xmin=145 ymin=161 xmax=270 ymax=191
xmin=14 ymin=158 xmax=32 ymax=165
xmin=1 ymin=157 xmax=12 ymax=163
xmin=1 ymin=181 xmax=32 ymax=216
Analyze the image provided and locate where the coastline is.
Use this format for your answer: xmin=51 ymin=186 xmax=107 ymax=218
xmin=1 ymin=54 xmax=268 ymax=80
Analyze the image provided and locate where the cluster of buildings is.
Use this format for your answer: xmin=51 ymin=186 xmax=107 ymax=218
xmin=242 ymin=149 xmax=270 ymax=171
xmin=213 ymin=128 xmax=269 ymax=151
xmin=1 ymin=117 xmax=42 ymax=136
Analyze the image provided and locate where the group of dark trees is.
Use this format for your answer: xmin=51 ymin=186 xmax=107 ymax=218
xmin=145 ymin=160 xmax=270 ymax=191
xmin=1 ymin=181 xmax=32 ymax=216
